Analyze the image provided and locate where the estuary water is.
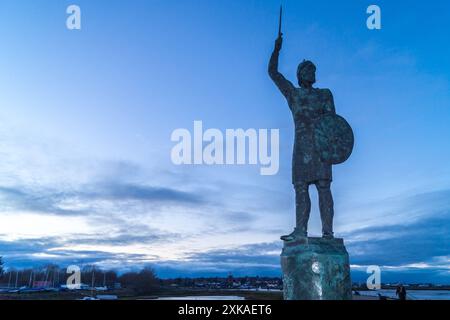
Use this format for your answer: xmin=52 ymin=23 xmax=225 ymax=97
xmin=358 ymin=290 xmax=450 ymax=300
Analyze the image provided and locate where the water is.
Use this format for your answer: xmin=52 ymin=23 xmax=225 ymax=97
xmin=157 ymin=290 xmax=450 ymax=300
xmin=358 ymin=289 xmax=450 ymax=300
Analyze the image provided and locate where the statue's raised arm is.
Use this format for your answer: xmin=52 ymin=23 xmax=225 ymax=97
xmin=268 ymin=35 xmax=295 ymax=100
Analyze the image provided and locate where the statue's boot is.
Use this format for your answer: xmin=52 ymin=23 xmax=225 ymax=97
xmin=281 ymin=228 xmax=307 ymax=242
xmin=322 ymin=232 xmax=334 ymax=239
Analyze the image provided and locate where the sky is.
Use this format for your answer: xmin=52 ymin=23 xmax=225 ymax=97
xmin=0 ymin=0 xmax=449 ymax=283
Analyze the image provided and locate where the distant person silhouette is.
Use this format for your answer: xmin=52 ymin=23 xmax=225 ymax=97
xmin=396 ymin=284 xmax=407 ymax=300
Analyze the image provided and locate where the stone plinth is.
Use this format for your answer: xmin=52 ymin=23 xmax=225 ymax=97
xmin=281 ymin=237 xmax=352 ymax=300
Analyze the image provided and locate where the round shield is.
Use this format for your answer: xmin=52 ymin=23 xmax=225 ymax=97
xmin=314 ymin=114 xmax=354 ymax=165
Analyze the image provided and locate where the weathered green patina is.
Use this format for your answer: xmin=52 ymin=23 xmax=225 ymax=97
xmin=281 ymin=237 xmax=352 ymax=300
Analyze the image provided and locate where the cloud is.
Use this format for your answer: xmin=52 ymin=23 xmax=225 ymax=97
xmin=0 ymin=125 xmax=449 ymax=283
xmin=2 ymin=188 xmax=449 ymax=280
xmin=345 ymin=211 xmax=450 ymax=267
xmin=0 ymin=186 xmax=85 ymax=216
xmin=151 ymin=189 xmax=450 ymax=280
xmin=186 ymin=242 xmax=281 ymax=267
xmin=0 ymin=180 xmax=204 ymax=217
xmin=0 ymin=227 xmax=176 ymax=270
xmin=150 ymin=242 xmax=283 ymax=278
xmin=80 ymin=182 xmax=204 ymax=205
xmin=341 ymin=189 xmax=450 ymax=266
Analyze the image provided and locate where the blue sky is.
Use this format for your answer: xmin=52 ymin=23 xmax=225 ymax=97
xmin=0 ymin=0 xmax=449 ymax=283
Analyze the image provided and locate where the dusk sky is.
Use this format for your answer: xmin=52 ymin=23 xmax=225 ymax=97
xmin=0 ymin=0 xmax=449 ymax=283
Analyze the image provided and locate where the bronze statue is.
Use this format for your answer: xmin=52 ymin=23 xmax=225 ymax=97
xmin=269 ymin=12 xmax=353 ymax=241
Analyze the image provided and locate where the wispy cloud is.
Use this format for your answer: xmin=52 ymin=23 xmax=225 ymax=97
xmin=0 ymin=180 xmax=204 ymax=215
xmin=0 ymin=103 xmax=449 ymax=284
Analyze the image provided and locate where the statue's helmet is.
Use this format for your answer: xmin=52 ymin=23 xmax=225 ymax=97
xmin=297 ymin=60 xmax=316 ymax=86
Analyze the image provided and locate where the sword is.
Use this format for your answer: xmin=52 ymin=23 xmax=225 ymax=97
xmin=278 ymin=5 xmax=283 ymax=38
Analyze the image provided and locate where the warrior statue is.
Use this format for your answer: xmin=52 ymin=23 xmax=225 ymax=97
xmin=269 ymin=8 xmax=353 ymax=242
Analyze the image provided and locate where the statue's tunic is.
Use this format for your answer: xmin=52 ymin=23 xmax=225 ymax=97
xmin=268 ymin=50 xmax=336 ymax=185
xmin=289 ymin=88 xmax=335 ymax=184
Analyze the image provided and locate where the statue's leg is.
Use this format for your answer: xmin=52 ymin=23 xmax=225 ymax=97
xmin=295 ymin=182 xmax=311 ymax=237
xmin=316 ymin=180 xmax=334 ymax=238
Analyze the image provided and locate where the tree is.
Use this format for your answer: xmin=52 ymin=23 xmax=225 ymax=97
xmin=119 ymin=267 xmax=159 ymax=294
